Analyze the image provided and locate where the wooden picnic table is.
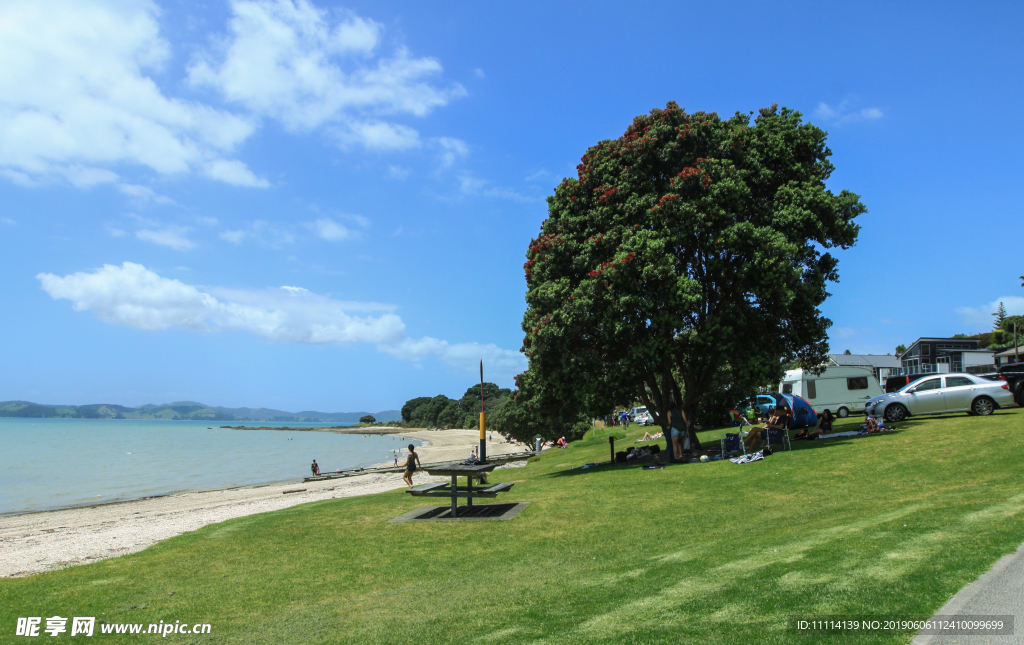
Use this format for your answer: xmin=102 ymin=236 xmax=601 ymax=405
xmin=406 ymin=463 xmax=513 ymax=518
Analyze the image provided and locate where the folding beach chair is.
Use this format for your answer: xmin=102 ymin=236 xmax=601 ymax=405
xmin=721 ymin=432 xmax=744 ymax=458
xmin=762 ymin=427 xmax=791 ymax=452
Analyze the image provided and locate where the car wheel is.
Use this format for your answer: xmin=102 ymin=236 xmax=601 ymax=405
xmin=971 ymin=397 xmax=995 ymax=416
xmin=836 ymin=407 xmax=849 ymax=419
xmin=884 ymin=404 xmax=907 ymax=423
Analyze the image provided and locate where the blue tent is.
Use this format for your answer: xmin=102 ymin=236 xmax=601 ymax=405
xmin=770 ymin=393 xmax=818 ymax=429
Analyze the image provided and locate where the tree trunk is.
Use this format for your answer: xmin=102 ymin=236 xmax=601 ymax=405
xmin=682 ymin=405 xmax=703 ymax=452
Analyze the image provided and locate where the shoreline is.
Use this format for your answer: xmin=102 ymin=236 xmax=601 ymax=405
xmin=0 ymin=428 xmax=519 ymax=519
xmin=0 ymin=429 xmax=535 ymax=578
xmin=219 ymin=424 xmax=402 ymax=434
xmin=0 ymin=427 xmax=431 ymax=520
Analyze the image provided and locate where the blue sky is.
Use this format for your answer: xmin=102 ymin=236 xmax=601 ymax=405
xmin=1 ymin=0 xmax=1022 ymax=412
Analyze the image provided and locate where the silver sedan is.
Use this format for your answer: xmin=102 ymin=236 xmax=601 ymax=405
xmin=864 ymin=373 xmax=1015 ymax=423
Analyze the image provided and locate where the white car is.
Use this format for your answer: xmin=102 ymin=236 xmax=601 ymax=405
xmin=864 ymin=373 xmax=1015 ymax=423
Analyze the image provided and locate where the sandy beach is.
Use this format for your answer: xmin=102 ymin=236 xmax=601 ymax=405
xmin=0 ymin=429 xmax=534 ymax=578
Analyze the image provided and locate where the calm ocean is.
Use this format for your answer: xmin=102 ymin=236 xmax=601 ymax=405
xmin=0 ymin=418 xmax=420 ymax=516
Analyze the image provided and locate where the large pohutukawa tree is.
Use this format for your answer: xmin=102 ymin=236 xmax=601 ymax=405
xmin=517 ymin=102 xmax=865 ymax=449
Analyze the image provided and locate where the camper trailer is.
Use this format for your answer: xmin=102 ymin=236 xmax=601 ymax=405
xmin=779 ymin=366 xmax=885 ymax=418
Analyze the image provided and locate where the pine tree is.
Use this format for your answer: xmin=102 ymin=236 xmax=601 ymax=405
xmin=994 ymin=302 xmax=1007 ymax=330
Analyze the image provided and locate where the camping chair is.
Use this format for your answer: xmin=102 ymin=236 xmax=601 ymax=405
xmin=762 ymin=427 xmax=791 ymax=452
xmin=721 ymin=432 xmax=744 ymax=458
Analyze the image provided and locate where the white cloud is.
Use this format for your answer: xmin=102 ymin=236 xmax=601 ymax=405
xmin=36 ymin=262 xmax=525 ymax=374
xmin=217 ymin=219 xmax=297 ymax=247
xmin=0 ymin=0 xmax=264 ymax=188
xmin=378 ymin=337 xmax=526 ymax=374
xmin=337 ymin=121 xmax=421 ymax=150
xmin=956 ymin=296 xmax=1024 ymax=330
xmin=814 ymin=101 xmax=884 ymax=124
xmin=310 ymin=217 xmax=356 ymax=241
xmin=188 ymin=0 xmax=464 ymax=148
xmin=220 ymin=229 xmax=246 ymax=244
xmin=1 ymin=217 xmax=15 ymax=226
xmin=136 ymin=225 xmax=195 ymax=251
xmin=472 ymin=68 xmax=486 ymax=79
xmin=387 ymin=165 xmax=410 ymax=180
xmin=65 ymin=167 xmax=120 ymax=188
xmin=457 ymin=173 xmax=533 ymax=203
xmin=118 ymin=183 xmax=175 ymax=205
xmin=435 ymin=137 xmax=469 ymax=169
xmin=203 ymin=159 xmax=270 ymax=187
xmin=307 ymin=215 xmax=368 ymax=242
xmin=37 ymin=262 xmax=403 ymax=342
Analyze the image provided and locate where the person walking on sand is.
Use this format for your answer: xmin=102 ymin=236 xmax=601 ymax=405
xmin=311 ymin=459 xmax=320 ymax=476
xmin=402 ymin=444 xmax=421 ymax=488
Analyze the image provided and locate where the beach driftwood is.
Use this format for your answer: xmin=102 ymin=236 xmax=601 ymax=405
xmin=281 ymin=489 xmax=307 ymax=495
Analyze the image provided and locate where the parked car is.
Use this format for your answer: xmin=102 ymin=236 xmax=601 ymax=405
xmin=780 ymin=366 xmax=885 ymax=418
xmin=883 ymin=373 xmax=929 ymax=394
xmin=745 ymin=394 xmax=780 ymax=418
xmin=864 ymin=373 xmax=1015 ymax=422
xmin=634 ymin=412 xmax=654 ymax=426
xmin=628 ymin=406 xmax=648 ymax=421
xmin=997 ymin=362 xmax=1024 ymax=406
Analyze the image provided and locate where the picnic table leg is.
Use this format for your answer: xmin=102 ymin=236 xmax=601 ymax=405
xmin=450 ymin=474 xmax=458 ymax=517
xmin=467 ymin=474 xmax=474 ymax=509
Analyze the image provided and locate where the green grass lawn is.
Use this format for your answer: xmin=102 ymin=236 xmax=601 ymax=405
xmin=3 ymin=409 xmax=1023 ymax=644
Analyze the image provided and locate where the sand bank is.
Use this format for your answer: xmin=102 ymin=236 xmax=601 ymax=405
xmin=0 ymin=429 xmax=533 ymax=578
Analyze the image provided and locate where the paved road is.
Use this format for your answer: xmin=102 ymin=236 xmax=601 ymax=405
xmin=911 ymin=542 xmax=1024 ymax=645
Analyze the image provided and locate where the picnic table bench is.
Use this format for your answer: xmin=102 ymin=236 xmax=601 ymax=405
xmin=405 ymin=463 xmax=514 ymax=517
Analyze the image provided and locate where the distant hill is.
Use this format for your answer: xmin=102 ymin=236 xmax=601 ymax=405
xmin=0 ymin=400 xmax=400 ymax=423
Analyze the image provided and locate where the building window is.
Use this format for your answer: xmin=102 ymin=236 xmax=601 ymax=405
xmin=921 ymin=344 xmax=930 ymax=356
xmin=806 ymin=379 xmax=817 ymax=399
xmin=847 ymin=377 xmax=869 ymax=390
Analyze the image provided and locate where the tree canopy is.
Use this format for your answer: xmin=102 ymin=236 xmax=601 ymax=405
xmin=994 ymin=302 xmax=1007 ymax=330
xmin=400 ymin=383 xmax=511 ymax=429
xmin=359 ymin=415 xmax=376 ymax=424
xmin=516 ymin=102 xmax=864 ymax=446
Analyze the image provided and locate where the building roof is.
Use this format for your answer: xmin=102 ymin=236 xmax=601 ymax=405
xmin=828 ymin=354 xmax=902 ymax=369
xmin=994 ymin=345 xmax=1024 ymax=358
xmin=899 ymin=337 xmax=982 ymax=359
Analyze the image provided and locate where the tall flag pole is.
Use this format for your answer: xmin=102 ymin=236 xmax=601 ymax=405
xmin=479 ymin=360 xmax=487 ymax=463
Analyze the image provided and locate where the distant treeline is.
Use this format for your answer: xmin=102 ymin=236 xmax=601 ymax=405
xmin=400 ymin=383 xmax=512 ymax=429
xmin=0 ymin=400 xmax=400 ymax=422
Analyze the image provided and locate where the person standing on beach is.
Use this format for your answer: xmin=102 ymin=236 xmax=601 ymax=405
xmin=311 ymin=460 xmax=320 ymax=476
xmin=402 ymin=444 xmax=421 ymax=488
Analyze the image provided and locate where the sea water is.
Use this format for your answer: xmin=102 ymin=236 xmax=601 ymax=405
xmin=0 ymin=418 xmax=420 ymax=516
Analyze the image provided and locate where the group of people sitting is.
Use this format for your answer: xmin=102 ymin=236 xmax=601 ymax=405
xmin=742 ymin=406 xmax=835 ymax=450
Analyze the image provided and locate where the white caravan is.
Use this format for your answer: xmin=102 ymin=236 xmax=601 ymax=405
xmin=779 ymin=366 xmax=885 ymax=418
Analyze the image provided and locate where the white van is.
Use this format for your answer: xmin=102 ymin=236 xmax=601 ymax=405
xmin=779 ymin=366 xmax=884 ymax=418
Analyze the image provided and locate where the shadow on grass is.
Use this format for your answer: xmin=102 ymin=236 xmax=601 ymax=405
xmin=545 ymin=417 xmax=944 ymax=477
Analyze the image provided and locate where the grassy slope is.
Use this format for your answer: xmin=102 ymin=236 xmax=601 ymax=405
xmin=2 ymin=410 xmax=1023 ymax=644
